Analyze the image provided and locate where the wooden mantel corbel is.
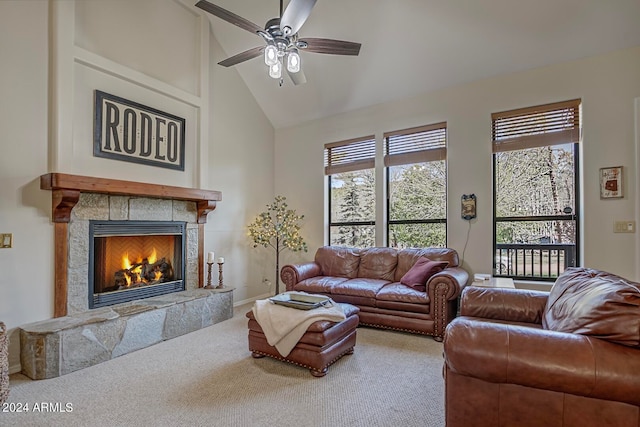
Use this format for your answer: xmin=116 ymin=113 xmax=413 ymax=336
xmin=50 ymin=189 xmax=81 ymax=223
xmin=40 ymin=173 xmax=222 ymax=317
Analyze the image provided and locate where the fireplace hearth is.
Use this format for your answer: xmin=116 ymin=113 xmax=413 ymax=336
xmin=89 ymin=221 xmax=186 ymax=308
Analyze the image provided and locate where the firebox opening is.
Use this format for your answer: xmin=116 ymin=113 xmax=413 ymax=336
xmin=89 ymin=221 xmax=186 ymax=308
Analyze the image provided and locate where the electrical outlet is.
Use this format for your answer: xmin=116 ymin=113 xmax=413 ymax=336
xmin=1 ymin=233 xmax=12 ymax=248
xmin=614 ymin=221 xmax=636 ymax=233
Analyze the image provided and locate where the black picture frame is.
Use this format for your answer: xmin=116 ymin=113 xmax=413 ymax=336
xmin=93 ymin=90 xmax=186 ymax=171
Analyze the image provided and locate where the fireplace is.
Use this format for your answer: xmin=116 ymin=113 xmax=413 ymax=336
xmin=41 ymin=173 xmax=221 ymax=317
xmin=89 ymin=221 xmax=186 ymax=308
xmin=21 ymin=174 xmax=233 ymax=380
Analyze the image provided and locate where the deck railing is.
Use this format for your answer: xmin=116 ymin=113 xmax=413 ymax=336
xmin=495 ymin=243 xmax=576 ymax=281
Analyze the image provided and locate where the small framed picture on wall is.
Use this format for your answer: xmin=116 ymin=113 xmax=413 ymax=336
xmin=599 ymin=166 xmax=623 ymax=199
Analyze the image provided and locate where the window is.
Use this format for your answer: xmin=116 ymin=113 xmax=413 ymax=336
xmin=492 ymin=99 xmax=581 ymax=280
xmin=385 ymin=123 xmax=447 ymax=248
xmin=325 ymin=136 xmax=376 ymax=247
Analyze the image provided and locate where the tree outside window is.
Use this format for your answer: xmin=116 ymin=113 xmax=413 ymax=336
xmin=386 ymin=123 xmax=447 ymax=249
xmin=329 ymin=169 xmax=375 ymax=247
xmin=388 ymin=161 xmax=446 ymax=248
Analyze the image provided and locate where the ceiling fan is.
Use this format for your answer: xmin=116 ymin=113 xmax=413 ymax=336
xmin=195 ymin=0 xmax=362 ymax=86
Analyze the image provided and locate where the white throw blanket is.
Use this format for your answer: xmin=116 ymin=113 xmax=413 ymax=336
xmin=252 ymin=292 xmax=346 ymax=357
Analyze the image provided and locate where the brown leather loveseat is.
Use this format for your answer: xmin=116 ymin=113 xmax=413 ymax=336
xmin=443 ymin=267 xmax=640 ymax=427
xmin=281 ymin=246 xmax=469 ymax=340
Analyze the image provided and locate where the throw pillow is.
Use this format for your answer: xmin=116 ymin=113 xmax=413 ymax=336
xmin=400 ymin=257 xmax=448 ymax=291
xmin=542 ymin=267 xmax=640 ymax=348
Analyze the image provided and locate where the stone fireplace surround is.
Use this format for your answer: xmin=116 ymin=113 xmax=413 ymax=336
xmin=19 ymin=174 xmax=233 ymax=379
xmin=68 ymin=195 xmax=193 ymax=313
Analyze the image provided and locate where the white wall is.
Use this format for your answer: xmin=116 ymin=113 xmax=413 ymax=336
xmin=58 ymin=0 xmax=201 ymax=186
xmin=207 ymin=34 xmax=277 ymax=302
xmin=0 ymin=0 xmax=275 ymax=372
xmin=0 ymin=0 xmax=52 ymax=374
xmin=275 ymin=46 xmax=640 ymax=282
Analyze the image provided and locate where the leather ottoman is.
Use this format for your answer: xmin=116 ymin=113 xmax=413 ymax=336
xmin=246 ymin=303 xmax=359 ymax=377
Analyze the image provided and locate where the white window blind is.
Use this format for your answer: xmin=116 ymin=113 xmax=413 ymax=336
xmin=324 ymin=135 xmax=376 ymax=175
xmin=384 ymin=122 xmax=447 ymax=167
xmin=492 ymin=99 xmax=581 ymax=153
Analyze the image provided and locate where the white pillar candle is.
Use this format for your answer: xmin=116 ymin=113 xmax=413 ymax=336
xmin=218 ymin=257 xmax=224 ymax=264
xmin=207 ymin=252 xmax=215 ymax=263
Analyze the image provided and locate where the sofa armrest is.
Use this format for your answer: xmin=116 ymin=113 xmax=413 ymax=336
xmin=427 ymin=267 xmax=469 ymax=301
xmin=444 ymin=317 xmax=640 ymax=407
xmin=460 ymin=287 xmax=548 ymax=324
xmin=425 ymin=266 xmax=468 ymax=340
xmin=280 ymin=262 xmax=322 ymax=291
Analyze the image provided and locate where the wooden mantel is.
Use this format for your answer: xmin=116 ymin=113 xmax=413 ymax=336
xmin=40 ymin=173 xmax=221 ymax=224
xmin=40 ymin=173 xmax=222 ymax=317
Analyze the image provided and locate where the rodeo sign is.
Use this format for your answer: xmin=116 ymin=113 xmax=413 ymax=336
xmin=93 ymin=90 xmax=185 ymax=171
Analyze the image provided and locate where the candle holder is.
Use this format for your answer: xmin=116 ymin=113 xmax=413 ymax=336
xmin=216 ymin=262 xmax=224 ymax=289
xmin=204 ymin=262 xmax=215 ymax=289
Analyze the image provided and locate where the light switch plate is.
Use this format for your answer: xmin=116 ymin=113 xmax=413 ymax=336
xmin=1 ymin=233 xmax=12 ymax=248
xmin=614 ymin=221 xmax=636 ymax=233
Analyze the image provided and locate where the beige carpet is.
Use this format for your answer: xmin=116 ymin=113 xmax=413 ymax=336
xmin=3 ymin=304 xmax=446 ymax=427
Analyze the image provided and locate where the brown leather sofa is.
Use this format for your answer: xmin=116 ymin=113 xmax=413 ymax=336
xmin=281 ymin=246 xmax=469 ymax=340
xmin=443 ymin=267 xmax=640 ymax=427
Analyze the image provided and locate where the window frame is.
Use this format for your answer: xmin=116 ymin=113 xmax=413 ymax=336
xmin=384 ymin=123 xmax=448 ymax=248
xmin=492 ymin=100 xmax=581 ymax=281
xmin=325 ymin=136 xmax=376 ymax=246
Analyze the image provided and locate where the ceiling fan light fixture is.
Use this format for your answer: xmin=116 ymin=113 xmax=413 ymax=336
xmin=269 ymin=60 xmax=282 ymax=79
xmin=264 ymin=44 xmax=278 ymax=66
xmin=196 ymin=0 xmax=361 ymax=86
xmin=287 ymin=50 xmax=300 ymax=73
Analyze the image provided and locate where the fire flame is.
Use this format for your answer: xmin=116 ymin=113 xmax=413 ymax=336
xmin=122 ymin=252 xmax=132 ymax=270
xmin=148 ymin=248 xmax=157 ymax=264
xmin=122 ymin=252 xmax=133 ymax=286
xmin=120 ymin=248 xmax=162 ymax=288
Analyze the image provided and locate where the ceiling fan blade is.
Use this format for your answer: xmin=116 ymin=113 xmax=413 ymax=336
xmin=299 ymin=38 xmax=361 ymax=56
xmin=218 ymin=46 xmax=264 ymax=67
xmin=287 ymin=68 xmax=307 ymax=85
xmin=280 ymin=0 xmax=317 ymax=36
xmin=195 ymin=0 xmax=263 ymax=35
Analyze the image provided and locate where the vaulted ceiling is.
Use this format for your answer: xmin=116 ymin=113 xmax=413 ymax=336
xmin=191 ymin=0 xmax=640 ymax=129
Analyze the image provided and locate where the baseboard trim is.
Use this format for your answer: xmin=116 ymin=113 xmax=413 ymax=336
xmin=234 ymin=292 xmax=272 ymax=307
xmin=9 ymin=362 xmax=20 ymax=375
